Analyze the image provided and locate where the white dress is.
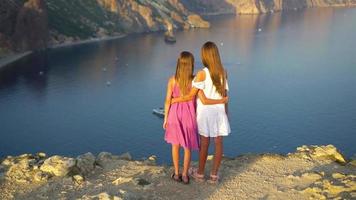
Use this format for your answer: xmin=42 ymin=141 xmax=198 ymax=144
xmin=193 ymin=67 xmax=231 ymax=137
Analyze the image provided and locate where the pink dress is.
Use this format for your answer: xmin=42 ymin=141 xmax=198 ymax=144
xmin=165 ymin=83 xmax=199 ymax=150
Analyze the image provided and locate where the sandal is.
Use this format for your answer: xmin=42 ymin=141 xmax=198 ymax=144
xmin=171 ymin=173 xmax=182 ymax=182
xmin=208 ymin=173 xmax=220 ymax=184
xmin=188 ymin=167 xmax=205 ymax=182
xmin=182 ymin=175 xmax=190 ymax=184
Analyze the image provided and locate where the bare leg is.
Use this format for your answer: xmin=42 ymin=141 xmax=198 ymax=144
xmin=182 ymin=148 xmax=191 ymax=177
xmin=198 ymin=135 xmax=210 ymax=175
xmin=172 ymin=144 xmax=180 ymax=175
xmin=211 ymin=136 xmax=223 ymax=175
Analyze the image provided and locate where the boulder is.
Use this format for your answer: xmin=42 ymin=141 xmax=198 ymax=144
xmin=4 ymin=154 xmax=37 ymax=183
xmin=96 ymin=152 xmax=114 ymax=167
xmin=36 ymin=152 xmax=47 ymax=158
xmin=293 ymin=145 xmax=346 ymax=164
xmin=73 ymin=174 xmax=84 ymax=185
xmin=144 ymin=155 xmax=157 ymax=165
xmin=96 ymin=152 xmax=130 ymax=169
xmin=118 ymin=152 xmax=132 ymax=161
xmin=40 ymin=155 xmax=75 ymax=177
xmin=76 ymin=152 xmax=96 ymax=176
xmin=1 ymin=156 xmax=15 ymax=166
xmin=1 ymin=153 xmax=51 ymax=183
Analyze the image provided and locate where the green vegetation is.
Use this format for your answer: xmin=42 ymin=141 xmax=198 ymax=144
xmin=47 ymin=0 xmax=122 ymax=39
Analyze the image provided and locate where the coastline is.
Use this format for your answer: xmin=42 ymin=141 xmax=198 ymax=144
xmin=48 ymin=34 xmax=127 ymax=50
xmin=0 ymin=52 xmax=32 ymax=70
xmin=0 ymin=34 xmax=127 ymax=70
xmin=0 ymin=145 xmax=355 ymax=199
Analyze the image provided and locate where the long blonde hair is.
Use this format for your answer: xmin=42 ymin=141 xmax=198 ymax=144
xmin=175 ymin=51 xmax=194 ymax=96
xmin=201 ymin=41 xmax=226 ymax=96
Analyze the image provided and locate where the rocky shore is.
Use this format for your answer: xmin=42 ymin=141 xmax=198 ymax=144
xmin=0 ymin=145 xmax=355 ymax=200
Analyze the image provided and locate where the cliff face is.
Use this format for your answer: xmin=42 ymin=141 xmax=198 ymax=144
xmin=180 ymin=0 xmax=235 ymax=15
xmin=182 ymin=0 xmax=356 ymax=15
xmin=1 ymin=0 xmax=355 ymax=56
xmin=0 ymin=0 xmax=48 ymax=54
xmin=226 ymin=0 xmax=356 ymax=14
xmin=13 ymin=0 xmax=48 ymax=51
xmin=0 ymin=0 xmax=209 ymax=55
xmin=47 ymin=0 xmax=209 ymax=45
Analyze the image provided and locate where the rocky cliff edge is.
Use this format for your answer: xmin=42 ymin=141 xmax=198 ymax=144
xmin=0 ymin=145 xmax=355 ymax=199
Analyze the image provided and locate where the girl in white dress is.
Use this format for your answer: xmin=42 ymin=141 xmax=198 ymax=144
xmin=172 ymin=41 xmax=230 ymax=183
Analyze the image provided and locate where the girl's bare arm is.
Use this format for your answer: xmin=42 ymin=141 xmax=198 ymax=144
xmin=197 ymin=90 xmax=228 ymax=105
xmin=163 ymin=77 xmax=174 ymax=129
xmin=171 ymin=70 xmax=205 ymax=103
xmin=171 ymin=70 xmax=227 ymax=105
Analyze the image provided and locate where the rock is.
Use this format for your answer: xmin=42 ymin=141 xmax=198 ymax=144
xmin=144 ymin=155 xmax=157 ymax=165
xmin=112 ymin=177 xmax=133 ymax=185
xmin=134 ymin=177 xmax=150 ymax=186
xmin=4 ymin=154 xmax=38 ymax=183
xmin=294 ymin=145 xmax=346 ymax=164
xmin=36 ymin=152 xmax=47 ymax=158
xmin=80 ymin=192 xmax=122 ymax=200
xmin=187 ymin=14 xmax=210 ymax=28
xmin=302 ymin=178 xmax=356 ymax=199
xmin=96 ymin=152 xmax=114 ymax=167
xmin=207 ymin=155 xmax=214 ymax=160
xmin=76 ymin=152 xmax=96 ymax=176
xmin=206 ymin=0 xmax=356 ymax=15
xmin=40 ymin=155 xmax=75 ymax=177
xmin=302 ymin=187 xmax=326 ymax=199
xmin=96 ymin=152 xmax=128 ymax=169
xmin=1 ymin=156 xmax=15 ymax=166
xmin=118 ymin=152 xmax=132 ymax=161
xmin=300 ymin=172 xmax=323 ymax=181
xmin=350 ymin=160 xmax=356 ymax=167
xmin=148 ymin=155 xmax=157 ymax=161
xmin=118 ymin=189 xmax=140 ymax=200
xmin=33 ymin=170 xmax=50 ymax=182
xmin=350 ymin=154 xmax=356 ymax=166
xmin=73 ymin=175 xmax=84 ymax=185
xmin=12 ymin=0 xmax=49 ymax=51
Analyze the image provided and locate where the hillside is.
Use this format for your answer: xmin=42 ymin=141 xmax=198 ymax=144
xmin=0 ymin=0 xmax=209 ymax=57
xmin=182 ymin=0 xmax=356 ymax=15
xmin=46 ymin=0 xmax=209 ymax=45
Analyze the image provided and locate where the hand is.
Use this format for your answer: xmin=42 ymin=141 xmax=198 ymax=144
xmin=163 ymin=120 xmax=167 ymax=130
xmin=222 ymin=96 xmax=229 ymax=104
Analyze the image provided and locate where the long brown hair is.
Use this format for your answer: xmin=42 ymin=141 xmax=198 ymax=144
xmin=175 ymin=51 xmax=194 ymax=96
xmin=201 ymin=41 xmax=226 ymax=96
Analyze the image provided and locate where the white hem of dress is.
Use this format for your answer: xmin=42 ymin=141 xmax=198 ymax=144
xmin=198 ymin=132 xmax=230 ymax=137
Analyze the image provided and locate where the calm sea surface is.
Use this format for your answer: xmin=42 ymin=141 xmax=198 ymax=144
xmin=1 ymin=8 xmax=356 ymax=163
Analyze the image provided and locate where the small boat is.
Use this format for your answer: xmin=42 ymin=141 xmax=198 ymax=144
xmin=153 ymin=107 xmax=164 ymax=117
xmin=164 ymin=31 xmax=176 ymax=43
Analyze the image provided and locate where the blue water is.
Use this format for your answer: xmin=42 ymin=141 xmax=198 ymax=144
xmin=1 ymin=8 xmax=356 ymax=163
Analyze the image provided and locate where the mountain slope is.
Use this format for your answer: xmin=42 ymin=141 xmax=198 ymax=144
xmin=0 ymin=0 xmax=209 ymax=55
xmin=182 ymin=0 xmax=356 ymax=15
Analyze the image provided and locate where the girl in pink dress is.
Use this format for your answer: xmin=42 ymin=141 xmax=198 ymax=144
xmin=170 ymin=42 xmax=230 ymax=183
xmin=163 ymin=51 xmax=227 ymax=184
